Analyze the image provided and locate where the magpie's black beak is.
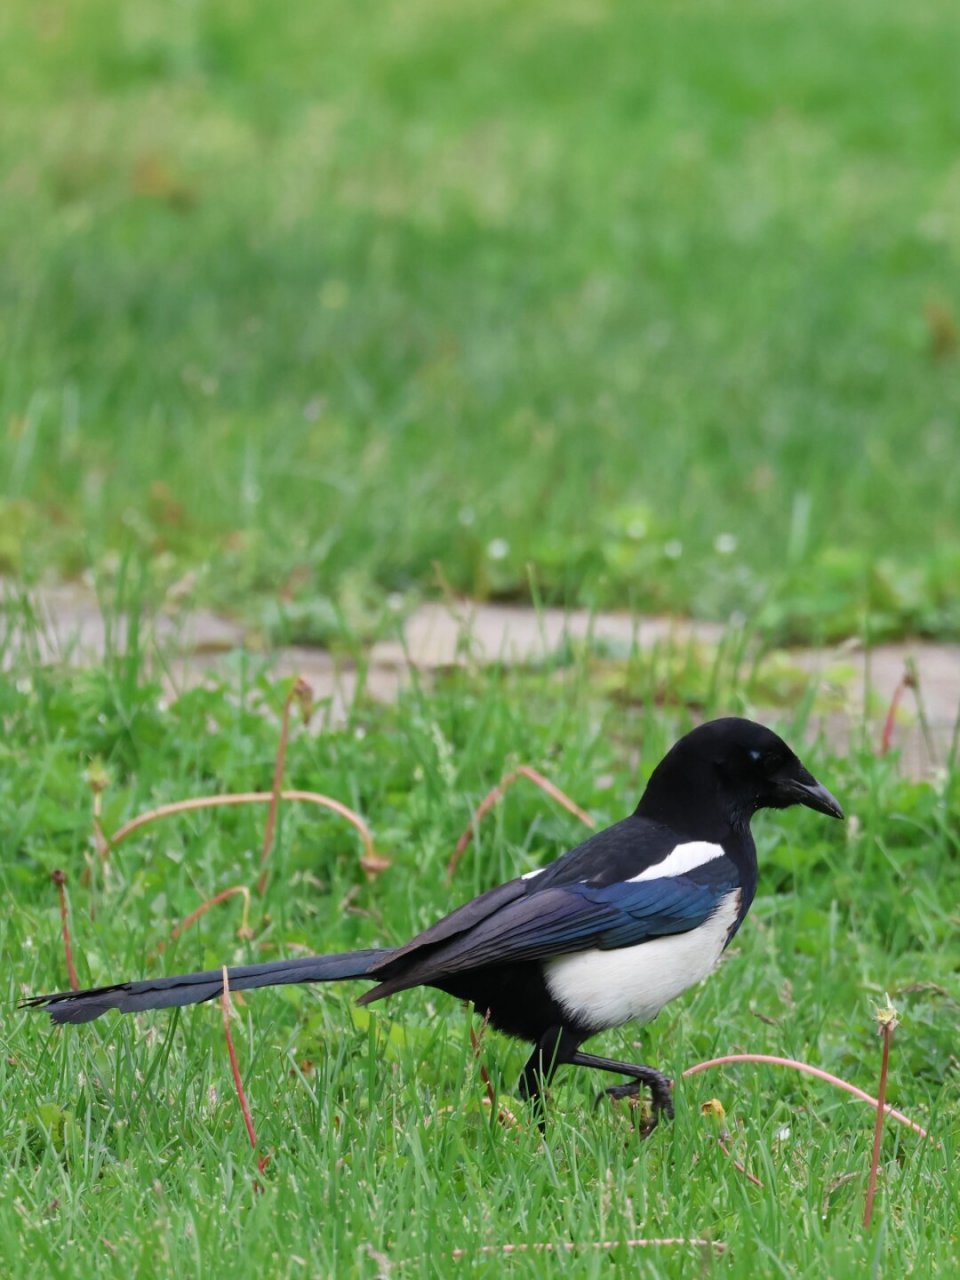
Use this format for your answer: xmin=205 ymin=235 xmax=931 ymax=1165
xmin=778 ymin=769 xmax=844 ymax=820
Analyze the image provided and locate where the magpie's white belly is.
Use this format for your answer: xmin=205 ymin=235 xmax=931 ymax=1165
xmin=543 ymin=890 xmax=742 ymax=1032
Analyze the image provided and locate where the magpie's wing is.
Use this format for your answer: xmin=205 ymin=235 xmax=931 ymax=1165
xmin=369 ymin=878 xmax=527 ymax=973
xmin=528 ymin=813 xmax=696 ymax=889
xmin=368 ymin=814 xmax=680 ymax=979
xmin=361 ymin=869 xmax=738 ymax=1000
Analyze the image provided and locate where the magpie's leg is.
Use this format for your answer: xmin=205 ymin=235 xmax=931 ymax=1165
xmin=517 ymin=1027 xmax=576 ymax=1129
xmin=568 ymin=1050 xmax=674 ymax=1137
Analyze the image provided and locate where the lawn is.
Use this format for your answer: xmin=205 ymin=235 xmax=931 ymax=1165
xmin=2 ymin=1 xmax=959 ymax=1275
xmin=2 ymin=614 xmax=958 ymax=1277
xmin=1 ymin=0 xmax=959 ymax=638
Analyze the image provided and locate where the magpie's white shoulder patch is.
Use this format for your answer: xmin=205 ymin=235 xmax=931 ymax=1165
xmin=628 ymin=840 xmax=725 ymax=883
xmin=521 ymin=867 xmax=545 ymax=881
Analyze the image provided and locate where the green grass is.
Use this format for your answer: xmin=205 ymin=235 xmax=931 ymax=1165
xmin=2 ymin=1 xmax=959 ymax=1269
xmin=2 ymin=603 xmax=958 ymax=1277
xmin=1 ymin=0 xmax=959 ymax=639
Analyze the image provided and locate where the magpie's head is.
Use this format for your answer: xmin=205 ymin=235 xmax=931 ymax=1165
xmin=640 ymin=717 xmax=843 ymax=833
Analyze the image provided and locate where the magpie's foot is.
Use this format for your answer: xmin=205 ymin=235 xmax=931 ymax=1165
xmin=594 ymin=1074 xmax=675 ymax=1137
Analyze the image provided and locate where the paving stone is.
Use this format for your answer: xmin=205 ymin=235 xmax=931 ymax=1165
xmin=371 ymin=601 xmax=725 ymax=668
xmin=2 ymin=582 xmax=244 ymax=666
xmin=4 ymin=586 xmax=957 ymax=776
xmin=791 ymin=641 xmax=959 ymax=776
xmin=163 ymin=646 xmax=409 ymax=732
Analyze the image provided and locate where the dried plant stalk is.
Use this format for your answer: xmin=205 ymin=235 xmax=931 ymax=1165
xmin=449 ymin=1238 xmax=723 ymax=1259
xmin=718 ymin=1135 xmax=764 ymax=1188
xmin=151 ymin=885 xmax=252 ymax=959
xmin=682 ymin=1052 xmax=927 ymax=1139
xmin=86 ymin=761 xmax=111 ymax=863
xmin=257 ymin=677 xmax=314 ymax=894
xmin=469 ymin=1018 xmax=497 ymax=1110
xmin=107 ymin=790 xmax=380 ymax=876
xmin=864 ymin=1002 xmax=899 ymax=1227
xmin=466 ymin=1012 xmax=518 ymax=1125
xmin=880 ymin=671 xmax=910 ymax=755
xmin=448 ymin=766 xmax=595 ymax=877
xmin=51 ymin=869 xmax=79 ymax=991
xmin=221 ymin=966 xmax=257 ymax=1149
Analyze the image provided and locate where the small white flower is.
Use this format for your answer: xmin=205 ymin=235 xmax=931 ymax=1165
xmin=627 ymin=519 xmax=647 ymax=540
xmin=458 ymin=506 xmax=476 ymax=527
xmin=487 ymin=537 xmax=510 ymax=561
xmin=663 ymin=539 xmax=683 ymax=560
xmin=714 ymin=532 xmax=738 ymax=555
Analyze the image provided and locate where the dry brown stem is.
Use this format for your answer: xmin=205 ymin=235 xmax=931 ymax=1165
xmin=151 ymin=885 xmax=252 ymax=960
xmin=683 ymin=1051 xmax=927 ymax=1139
xmin=51 ymin=869 xmax=79 ymax=991
xmin=221 ymin=966 xmax=257 ymax=1150
xmin=107 ymin=790 xmax=381 ymax=878
xmin=257 ymin=677 xmax=314 ymax=894
xmin=864 ymin=1002 xmax=899 ymax=1227
xmin=448 ymin=766 xmax=595 ymax=877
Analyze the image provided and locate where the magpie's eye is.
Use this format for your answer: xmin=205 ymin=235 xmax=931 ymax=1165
xmin=748 ymin=748 xmax=781 ymax=773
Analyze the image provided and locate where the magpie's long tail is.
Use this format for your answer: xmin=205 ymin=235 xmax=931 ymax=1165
xmin=20 ymin=948 xmax=394 ymax=1025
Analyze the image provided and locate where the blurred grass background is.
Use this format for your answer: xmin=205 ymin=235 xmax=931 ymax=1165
xmin=1 ymin=0 xmax=958 ymax=639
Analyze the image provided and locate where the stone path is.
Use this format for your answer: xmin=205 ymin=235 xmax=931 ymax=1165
xmin=5 ymin=585 xmax=958 ymax=777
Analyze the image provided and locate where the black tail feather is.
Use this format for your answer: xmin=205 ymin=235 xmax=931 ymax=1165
xmin=20 ymin=948 xmax=394 ymax=1025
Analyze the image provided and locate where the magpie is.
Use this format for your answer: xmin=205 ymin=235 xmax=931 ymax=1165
xmin=23 ymin=717 xmax=842 ymax=1131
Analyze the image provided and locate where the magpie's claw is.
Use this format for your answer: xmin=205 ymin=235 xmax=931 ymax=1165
xmin=594 ymin=1075 xmax=674 ymax=1138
